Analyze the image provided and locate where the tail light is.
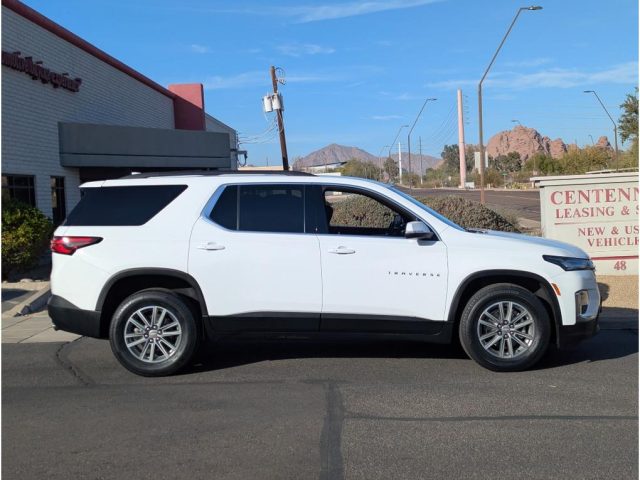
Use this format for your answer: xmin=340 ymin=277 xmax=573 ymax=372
xmin=51 ymin=236 xmax=102 ymax=255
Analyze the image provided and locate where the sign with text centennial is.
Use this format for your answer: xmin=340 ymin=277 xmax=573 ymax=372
xmin=2 ymin=50 xmax=82 ymax=92
xmin=537 ymin=172 xmax=639 ymax=275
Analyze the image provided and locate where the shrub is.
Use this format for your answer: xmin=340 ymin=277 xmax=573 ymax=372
xmin=2 ymin=199 xmax=54 ymax=278
xmin=417 ymin=196 xmax=520 ymax=232
xmin=330 ymin=195 xmax=395 ymax=228
xmin=330 ymin=194 xmax=520 ymax=233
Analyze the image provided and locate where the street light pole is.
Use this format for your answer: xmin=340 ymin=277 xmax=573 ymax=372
xmin=584 ymin=90 xmax=619 ymax=171
xmin=408 ymin=98 xmax=437 ymax=190
xmin=389 ymin=125 xmax=409 ymax=184
xmin=477 ymin=5 xmax=542 ymax=204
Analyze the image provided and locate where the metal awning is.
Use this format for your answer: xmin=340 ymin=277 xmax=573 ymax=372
xmin=58 ymin=122 xmax=233 ymax=169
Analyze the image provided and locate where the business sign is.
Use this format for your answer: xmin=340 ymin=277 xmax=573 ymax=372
xmin=2 ymin=50 xmax=82 ymax=92
xmin=538 ymin=173 xmax=639 ymax=275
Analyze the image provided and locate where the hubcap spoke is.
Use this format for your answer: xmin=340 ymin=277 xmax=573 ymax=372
xmin=513 ymin=318 xmax=533 ymax=329
xmin=512 ymin=335 xmax=529 ymax=349
xmin=505 ymin=302 xmax=513 ymax=322
xmin=513 ymin=331 xmax=533 ymax=340
xmin=483 ymin=335 xmax=501 ymax=350
xmin=478 ymin=319 xmax=498 ymax=329
xmin=126 ymin=337 xmax=146 ymax=348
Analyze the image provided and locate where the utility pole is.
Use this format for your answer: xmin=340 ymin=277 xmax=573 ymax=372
xmin=457 ymin=89 xmax=466 ymax=188
xmin=419 ymin=136 xmax=423 ymax=185
xmin=270 ymin=66 xmax=289 ymax=170
xmin=398 ymin=142 xmax=403 ymax=185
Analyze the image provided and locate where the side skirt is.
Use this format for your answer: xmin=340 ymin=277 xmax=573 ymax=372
xmin=205 ymin=312 xmax=453 ymax=344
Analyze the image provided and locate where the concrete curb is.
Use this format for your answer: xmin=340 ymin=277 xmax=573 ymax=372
xmin=3 ymin=287 xmax=51 ymax=318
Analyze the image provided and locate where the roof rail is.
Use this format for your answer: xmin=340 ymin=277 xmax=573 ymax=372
xmin=121 ymin=169 xmax=314 ymax=179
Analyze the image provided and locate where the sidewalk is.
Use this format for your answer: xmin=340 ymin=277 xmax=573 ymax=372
xmin=2 ymin=277 xmax=78 ymax=343
xmin=2 ymin=310 xmax=79 ymax=343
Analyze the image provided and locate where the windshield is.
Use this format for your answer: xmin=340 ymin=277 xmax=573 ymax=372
xmin=386 ymin=185 xmax=465 ymax=231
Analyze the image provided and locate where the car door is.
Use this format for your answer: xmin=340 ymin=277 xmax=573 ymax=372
xmin=189 ymin=183 xmax=322 ymax=331
xmin=312 ymin=185 xmax=448 ymax=332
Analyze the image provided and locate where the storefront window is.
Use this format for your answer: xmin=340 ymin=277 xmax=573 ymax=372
xmin=51 ymin=176 xmax=66 ymax=225
xmin=2 ymin=175 xmax=36 ymax=207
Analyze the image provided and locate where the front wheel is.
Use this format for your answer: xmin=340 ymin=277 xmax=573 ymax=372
xmin=109 ymin=289 xmax=199 ymax=376
xmin=459 ymin=283 xmax=550 ymax=372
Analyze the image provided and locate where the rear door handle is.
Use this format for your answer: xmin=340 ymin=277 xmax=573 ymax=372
xmin=198 ymin=242 xmax=225 ymax=251
xmin=328 ymin=246 xmax=356 ymax=255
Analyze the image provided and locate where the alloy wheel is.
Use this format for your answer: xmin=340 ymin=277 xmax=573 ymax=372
xmin=476 ymin=301 xmax=535 ymax=359
xmin=123 ymin=306 xmax=182 ymax=363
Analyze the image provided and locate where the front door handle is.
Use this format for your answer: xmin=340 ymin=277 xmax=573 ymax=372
xmin=328 ymin=246 xmax=356 ymax=255
xmin=198 ymin=242 xmax=225 ymax=251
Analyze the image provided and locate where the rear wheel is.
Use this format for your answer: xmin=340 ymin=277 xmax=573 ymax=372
xmin=459 ymin=283 xmax=550 ymax=371
xmin=109 ymin=289 xmax=199 ymax=376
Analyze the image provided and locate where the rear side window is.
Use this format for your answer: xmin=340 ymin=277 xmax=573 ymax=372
xmin=209 ymin=184 xmax=304 ymax=233
xmin=209 ymin=185 xmax=238 ymax=230
xmin=65 ymin=185 xmax=187 ymax=226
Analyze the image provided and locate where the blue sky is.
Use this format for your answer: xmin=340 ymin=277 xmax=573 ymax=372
xmin=28 ymin=0 xmax=638 ymax=164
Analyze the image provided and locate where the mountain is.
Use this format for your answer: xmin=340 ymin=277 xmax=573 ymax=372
xmin=292 ymin=144 xmax=377 ymax=169
xmin=390 ymin=152 xmax=443 ymax=174
xmin=486 ymin=125 xmax=569 ymax=161
xmin=292 ymin=143 xmax=442 ymax=174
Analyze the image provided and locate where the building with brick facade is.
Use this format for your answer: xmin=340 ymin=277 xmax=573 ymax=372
xmin=1 ymin=0 xmax=237 ymax=223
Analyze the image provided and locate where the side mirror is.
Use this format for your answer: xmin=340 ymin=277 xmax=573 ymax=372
xmin=405 ymin=221 xmax=435 ymax=240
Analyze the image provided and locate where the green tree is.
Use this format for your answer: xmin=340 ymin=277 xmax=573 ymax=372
xmin=440 ymin=144 xmax=460 ymax=172
xmin=619 ymin=88 xmax=638 ymax=145
xmin=491 ymin=151 xmax=522 ymax=173
xmin=383 ymin=157 xmax=399 ymax=181
xmin=523 ymin=153 xmax=555 ymax=174
xmin=551 ymin=146 xmax=611 ymax=175
xmin=339 ymin=159 xmax=380 ymax=180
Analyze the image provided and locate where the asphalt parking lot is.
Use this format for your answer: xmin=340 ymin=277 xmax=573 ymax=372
xmin=2 ymin=326 xmax=637 ymax=480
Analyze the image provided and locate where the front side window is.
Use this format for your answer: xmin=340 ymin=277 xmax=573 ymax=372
xmin=321 ymin=188 xmax=413 ymax=237
xmin=2 ymin=174 xmax=36 ymax=207
xmin=209 ymin=184 xmax=305 ymax=234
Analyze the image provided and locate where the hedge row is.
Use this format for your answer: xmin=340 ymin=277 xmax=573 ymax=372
xmin=330 ymin=194 xmax=520 ymax=232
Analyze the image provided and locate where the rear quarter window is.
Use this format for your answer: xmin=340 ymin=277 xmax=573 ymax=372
xmin=64 ymin=185 xmax=187 ymax=226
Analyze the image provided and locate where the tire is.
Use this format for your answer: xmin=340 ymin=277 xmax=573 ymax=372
xmin=459 ymin=283 xmax=550 ymax=372
xmin=109 ymin=289 xmax=199 ymax=376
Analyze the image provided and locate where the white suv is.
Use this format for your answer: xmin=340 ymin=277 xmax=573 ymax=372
xmin=49 ymin=172 xmax=600 ymax=376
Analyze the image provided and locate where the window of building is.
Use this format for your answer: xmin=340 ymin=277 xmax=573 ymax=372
xmin=51 ymin=176 xmax=66 ymax=225
xmin=2 ymin=175 xmax=36 ymax=207
xmin=232 ymin=184 xmax=305 ymax=233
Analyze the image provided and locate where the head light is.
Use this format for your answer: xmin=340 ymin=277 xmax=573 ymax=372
xmin=543 ymin=255 xmax=595 ymax=271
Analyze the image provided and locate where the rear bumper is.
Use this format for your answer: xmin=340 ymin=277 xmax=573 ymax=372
xmin=48 ymin=295 xmax=102 ymax=338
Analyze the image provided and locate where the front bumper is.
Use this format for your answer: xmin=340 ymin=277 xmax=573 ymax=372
xmin=48 ymin=295 xmax=102 ymax=338
xmin=556 ymin=300 xmax=601 ymax=349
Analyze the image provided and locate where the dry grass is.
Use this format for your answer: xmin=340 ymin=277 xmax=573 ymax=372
xmin=597 ymin=275 xmax=638 ymax=310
